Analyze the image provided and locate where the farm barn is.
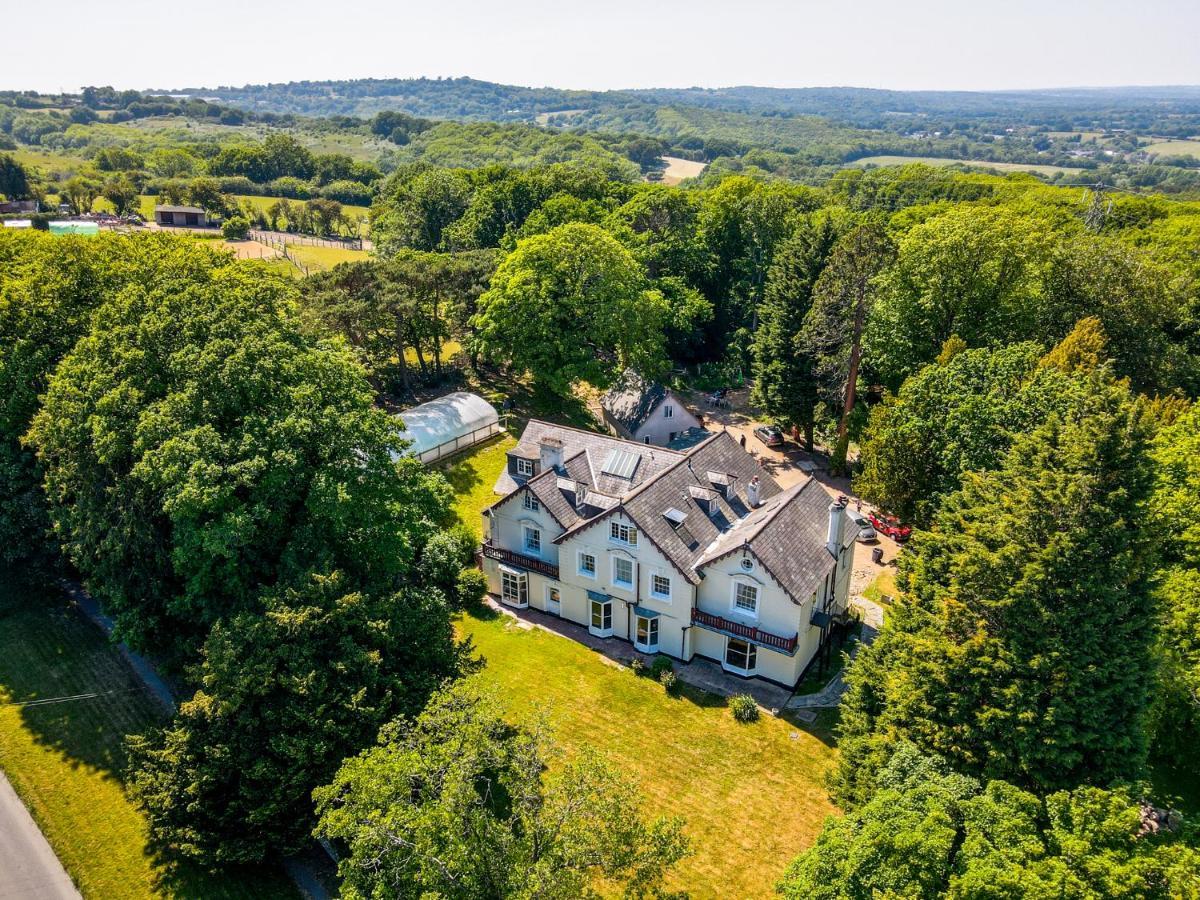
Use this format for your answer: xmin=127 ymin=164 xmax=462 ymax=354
xmin=154 ymin=205 xmax=207 ymax=227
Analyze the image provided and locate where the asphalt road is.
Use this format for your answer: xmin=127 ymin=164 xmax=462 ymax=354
xmin=0 ymin=771 xmax=80 ymax=899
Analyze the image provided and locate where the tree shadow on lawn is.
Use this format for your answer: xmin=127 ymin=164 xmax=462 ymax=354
xmin=0 ymin=585 xmax=159 ymax=777
xmin=0 ymin=577 xmax=304 ymax=899
xmin=780 ymin=706 xmax=841 ymax=749
xmin=466 ymin=365 xmax=600 ymax=433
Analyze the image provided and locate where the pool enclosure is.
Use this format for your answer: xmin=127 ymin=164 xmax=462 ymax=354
xmin=396 ymin=392 xmax=503 ymax=464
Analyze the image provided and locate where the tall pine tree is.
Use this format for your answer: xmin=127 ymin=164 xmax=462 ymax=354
xmin=835 ymin=372 xmax=1158 ymax=804
xmin=750 ymin=213 xmax=842 ymax=448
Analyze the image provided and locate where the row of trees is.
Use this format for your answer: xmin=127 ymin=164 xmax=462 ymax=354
xmin=0 ymin=231 xmax=471 ymax=863
xmin=362 ymin=162 xmax=1200 ymax=452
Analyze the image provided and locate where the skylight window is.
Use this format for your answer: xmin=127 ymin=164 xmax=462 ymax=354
xmin=601 ymin=448 xmax=640 ymax=479
xmin=664 ymin=507 xmax=688 ymax=525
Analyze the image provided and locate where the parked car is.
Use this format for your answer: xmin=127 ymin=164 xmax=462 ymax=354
xmin=847 ymin=508 xmax=878 ymax=543
xmin=868 ymin=510 xmax=912 ymax=542
xmin=753 ymin=424 xmax=784 ymax=447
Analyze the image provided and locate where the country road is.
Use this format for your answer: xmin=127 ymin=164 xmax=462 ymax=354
xmin=0 ymin=771 xmax=80 ymax=899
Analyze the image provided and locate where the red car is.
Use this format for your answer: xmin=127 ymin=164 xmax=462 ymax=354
xmin=868 ymin=511 xmax=912 ymax=542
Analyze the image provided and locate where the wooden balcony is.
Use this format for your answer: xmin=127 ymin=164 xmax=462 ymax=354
xmin=481 ymin=541 xmax=560 ymax=580
xmin=691 ymin=608 xmax=798 ymax=653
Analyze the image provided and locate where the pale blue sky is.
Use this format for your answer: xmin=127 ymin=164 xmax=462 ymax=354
xmin=6 ymin=0 xmax=1198 ymax=94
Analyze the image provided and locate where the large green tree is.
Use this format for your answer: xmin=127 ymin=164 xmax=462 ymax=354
xmin=0 ymin=231 xmax=212 ymax=578
xmin=128 ymin=572 xmax=465 ymax=863
xmin=854 ymin=328 xmax=1103 ymax=527
xmin=1148 ymin=405 xmax=1200 ymax=769
xmin=781 ymin=745 xmax=1200 ymax=899
xmin=696 ymin=176 xmax=820 ymax=351
xmin=315 ymin=681 xmax=689 ymax=899
xmin=372 ymin=165 xmax=472 ymax=253
xmin=804 ymin=221 xmax=894 ymax=457
xmin=837 ymin=374 xmax=1158 ymax=804
xmin=865 ymin=205 xmax=1056 ymax=388
xmin=28 ymin=254 xmax=449 ymax=666
xmin=471 ymin=222 xmax=668 ymax=396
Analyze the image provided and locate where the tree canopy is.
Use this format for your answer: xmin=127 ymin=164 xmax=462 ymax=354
xmin=781 ymin=745 xmax=1200 ymax=900
xmin=837 ymin=371 xmax=1158 ymax=804
xmin=471 ymin=222 xmax=669 ymax=396
xmin=315 ymin=681 xmax=689 ymax=899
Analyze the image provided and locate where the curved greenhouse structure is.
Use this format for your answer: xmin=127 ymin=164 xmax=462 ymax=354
xmin=396 ymin=392 xmax=502 ymax=464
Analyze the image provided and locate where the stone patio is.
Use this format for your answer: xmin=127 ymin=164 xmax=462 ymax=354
xmin=483 ymin=597 xmax=797 ymax=713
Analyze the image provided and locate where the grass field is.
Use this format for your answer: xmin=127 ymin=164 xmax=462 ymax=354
xmin=445 ymin=440 xmax=838 ymax=897
xmin=850 ymin=155 xmax=1083 ymax=176
xmin=0 ymin=577 xmax=297 ymax=900
xmin=286 ymin=243 xmax=370 ymax=271
xmin=1142 ymin=139 xmax=1200 ymax=159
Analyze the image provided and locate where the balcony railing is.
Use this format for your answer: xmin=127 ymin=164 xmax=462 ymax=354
xmin=481 ymin=541 xmax=560 ymax=580
xmin=691 ymin=608 xmax=798 ymax=653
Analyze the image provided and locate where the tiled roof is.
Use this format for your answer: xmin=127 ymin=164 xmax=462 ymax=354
xmin=600 ymin=370 xmax=669 ymax=434
xmin=496 ymin=421 xmax=850 ymax=601
xmin=694 ymin=479 xmax=849 ymax=603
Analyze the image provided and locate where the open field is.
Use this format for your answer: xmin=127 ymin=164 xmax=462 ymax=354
xmin=286 ymin=242 xmax=370 ymax=271
xmin=0 ymin=576 xmax=297 ymax=900
xmin=8 ymin=149 xmax=90 ymax=176
xmin=850 ymin=155 xmax=1083 ymax=176
xmin=658 ymin=155 xmax=708 ymax=184
xmin=1142 ymin=139 xmax=1200 ymax=158
xmin=445 ymin=440 xmax=838 ymax=898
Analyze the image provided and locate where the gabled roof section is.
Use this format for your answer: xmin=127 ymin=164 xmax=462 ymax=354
xmin=500 ymin=421 xmax=846 ymax=600
xmin=495 ymin=419 xmax=682 ymax=499
xmin=696 ymin=479 xmax=849 ymax=605
xmin=601 ymin=370 xmax=669 ymax=434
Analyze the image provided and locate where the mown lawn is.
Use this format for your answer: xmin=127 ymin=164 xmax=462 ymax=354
xmin=0 ymin=577 xmax=297 ymax=900
xmin=447 ymin=439 xmax=838 ymax=898
xmin=440 ymin=433 xmax=517 ymax=540
xmin=457 ymin=610 xmax=837 ymax=898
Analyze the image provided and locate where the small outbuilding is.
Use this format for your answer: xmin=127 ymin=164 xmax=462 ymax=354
xmin=396 ymin=391 xmax=503 ymax=464
xmin=154 ymin=205 xmax=207 ymax=228
xmin=601 ymin=369 xmax=702 ymax=447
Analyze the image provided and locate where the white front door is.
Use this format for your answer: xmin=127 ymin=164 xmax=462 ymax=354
xmin=634 ymin=615 xmax=659 ymax=652
xmin=545 ymin=586 xmax=561 ymax=616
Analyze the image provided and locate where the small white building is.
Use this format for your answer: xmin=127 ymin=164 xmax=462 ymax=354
xmin=396 ymin=391 xmax=502 ymax=464
xmin=601 ymin=370 xmax=702 ymax=447
xmin=479 ymin=420 xmax=855 ymax=688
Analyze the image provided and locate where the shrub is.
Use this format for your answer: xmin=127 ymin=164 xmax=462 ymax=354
xmin=455 ymin=567 xmax=488 ymax=609
xmin=419 ymin=525 xmax=477 ymax=591
xmin=650 ymin=656 xmax=673 ymax=680
xmin=730 ymin=694 xmax=759 ymax=723
xmin=221 ymin=215 xmax=250 ymax=240
xmin=629 ymin=658 xmax=646 ymax=677
xmin=659 ymin=670 xmax=679 ymax=694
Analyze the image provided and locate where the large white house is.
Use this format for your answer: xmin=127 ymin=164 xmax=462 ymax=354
xmin=480 ymin=420 xmax=856 ymax=687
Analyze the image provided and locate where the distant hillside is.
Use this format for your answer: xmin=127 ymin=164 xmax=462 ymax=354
xmin=167 ymin=78 xmax=1200 ymax=136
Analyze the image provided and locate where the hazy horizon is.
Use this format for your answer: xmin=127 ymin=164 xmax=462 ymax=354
xmin=6 ymin=0 xmax=1198 ymax=97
